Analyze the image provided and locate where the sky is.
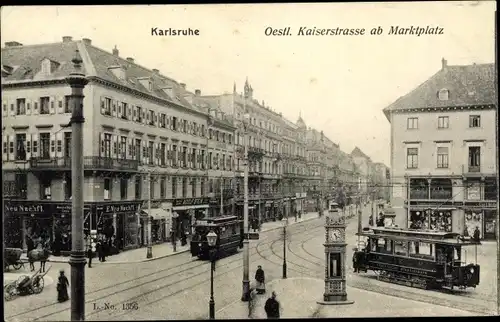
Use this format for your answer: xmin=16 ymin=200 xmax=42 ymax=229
xmin=1 ymin=2 xmax=496 ymax=166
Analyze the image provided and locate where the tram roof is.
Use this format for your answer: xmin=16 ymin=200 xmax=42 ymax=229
xmin=195 ymin=215 xmax=241 ymax=227
xmin=357 ymin=227 xmax=479 ymax=247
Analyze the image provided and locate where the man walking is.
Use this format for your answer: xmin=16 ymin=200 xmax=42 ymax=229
xmin=264 ymin=291 xmax=281 ymax=319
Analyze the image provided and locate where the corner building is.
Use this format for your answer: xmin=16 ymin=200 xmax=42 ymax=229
xmin=2 ymin=37 xmax=212 ymax=254
xmin=384 ymin=59 xmax=497 ymax=240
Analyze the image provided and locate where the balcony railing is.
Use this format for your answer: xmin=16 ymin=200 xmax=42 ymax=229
xmin=468 ymin=166 xmax=481 ymax=173
xmin=3 ymin=181 xmax=27 ymax=199
xmin=410 ymin=190 xmax=428 ymax=200
xmin=30 ymin=157 xmax=139 ymax=171
xmin=430 ymin=189 xmax=453 ymax=200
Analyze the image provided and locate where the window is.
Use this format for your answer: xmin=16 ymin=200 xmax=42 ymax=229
xmin=192 ymin=178 xmax=196 ymax=197
xmin=136 ymin=106 xmax=143 ymax=122
xmin=120 ymin=178 xmax=128 ymax=200
xmin=437 ymin=147 xmax=449 ymax=168
xmin=182 ymin=147 xmax=187 ymax=168
xmin=103 ymin=134 xmax=112 ymax=158
xmin=468 ymin=146 xmax=480 ymax=171
xmin=103 ymin=98 xmax=112 ymax=115
xmin=120 ymin=136 xmax=127 ymax=159
xmin=469 ymin=115 xmax=481 ymax=128
xmin=200 ymin=179 xmax=205 ymax=196
xmin=104 ymin=178 xmax=112 ymax=200
xmin=150 ymin=178 xmax=155 ymax=200
xmin=407 ymin=117 xmax=418 ymax=129
xmin=160 ymin=177 xmax=166 ymax=199
xmin=64 ymin=176 xmax=72 ymax=200
xmin=148 ymin=81 xmax=153 ymax=91
xmin=40 ymin=177 xmax=52 ymax=200
xmin=135 ymin=175 xmax=142 ymax=199
xmin=201 ymin=150 xmax=206 ymax=170
xmin=172 ymin=145 xmax=178 ymax=167
xmin=437 ymin=116 xmax=449 ymax=129
xmin=121 ymin=102 xmax=128 ymax=119
xmin=183 ymin=120 xmax=187 ymax=132
xmin=149 ymin=110 xmax=154 ymax=125
xmin=40 ymin=97 xmax=50 ymax=114
xmin=15 ymin=173 xmax=28 ymax=199
xmin=16 ymin=98 xmax=26 ymax=115
xmin=438 ymin=89 xmax=449 ymax=100
xmin=172 ymin=177 xmax=177 ymax=198
xmin=182 ymin=178 xmax=188 ymax=198
xmin=160 ymin=143 xmax=166 ymax=166
xmin=40 ymin=133 xmax=51 ymax=159
xmin=15 ymin=133 xmax=27 ymax=161
xmin=394 ymin=240 xmax=407 ymax=256
xmin=407 ymin=148 xmax=418 ymax=169
xmin=159 ymin=113 xmax=166 ymax=128
xmin=201 ymin=125 xmax=205 ymax=137
xmin=135 ymin=139 xmax=141 ymax=161
xmin=172 ymin=117 xmax=178 ymax=131
xmin=148 ymin=141 xmax=154 ymax=165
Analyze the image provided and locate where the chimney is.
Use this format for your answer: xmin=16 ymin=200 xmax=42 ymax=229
xmin=195 ymin=89 xmax=201 ymax=96
xmin=82 ymin=38 xmax=92 ymax=46
xmin=152 ymin=68 xmax=159 ymax=74
xmin=126 ymin=57 xmax=134 ymax=63
xmin=180 ymin=83 xmax=186 ymax=89
xmin=112 ymin=46 xmax=119 ymax=56
xmin=5 ymin=41 xmax=23 ymax=47
xmin=62 ymin=36 xmax=73 ymax=42
xmin=441 ymin=57 xmax=447 ymax=70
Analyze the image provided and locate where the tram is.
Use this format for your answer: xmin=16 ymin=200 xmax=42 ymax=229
xmin=190 ymin=215 xmax=243 ymax=260
xmin=353 ymin=226 xmax=480 ymax=290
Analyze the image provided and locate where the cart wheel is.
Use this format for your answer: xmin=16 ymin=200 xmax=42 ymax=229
xmin=13 ymin=262 xmax=23 ymax=270
xmin=4 ymin=284 xmax=17 ymax=301
xmin=31 ymin=276 xmax=44 ymax=294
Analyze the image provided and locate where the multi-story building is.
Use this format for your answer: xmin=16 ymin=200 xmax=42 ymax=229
xmin=208 ymin=79 xmax=285 ymax=223
xmin=2 ymin=37 xmax=211 ymax=254
xmin=372 ymin=162 xmax=390 ymax=201
xmin=350 ymin=147 xmax=374 ymax=203
xmin=191 ymin=92 xmax=236 ymax=217
xmin=384 ymin=58 xmax=497 ymax=240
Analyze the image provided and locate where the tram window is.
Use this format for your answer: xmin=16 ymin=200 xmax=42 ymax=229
xmin=418 ymin=242 xmax=433 ymax=258
xmin=409 ymin=241 xmax=418 ymax=256
xmin=385 ymin=239 xmax=392 ymax=253
xmin=370 ymin=239 xmax=377 ymax=252
xmin=376 ymin=238 xmax=386 ymax=252
xmin=231 ymin=224 xmax=237 ymax=235
xmin=394 ymin=240 xmax=408 ymax=256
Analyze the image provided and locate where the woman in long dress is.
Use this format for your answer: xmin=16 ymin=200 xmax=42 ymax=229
xmin=57 ymin=269 xmax=70 ymax=302
xmin=255 ymin=265 xmax=266 ymax=294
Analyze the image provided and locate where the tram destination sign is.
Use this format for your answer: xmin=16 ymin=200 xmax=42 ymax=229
xmin=371 ymin=261 xmax=435 ymax=278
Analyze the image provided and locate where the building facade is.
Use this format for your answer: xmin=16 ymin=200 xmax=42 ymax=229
xmin=384 ymin=59 xmax=497 ymax=240
xmin=2 ymin=37 xmax=212 ymax=253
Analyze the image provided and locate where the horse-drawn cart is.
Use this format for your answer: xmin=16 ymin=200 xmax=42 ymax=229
xmin=4 ymin=248 xmax=25 ymax=271
xmin=4 ymin=265 xmax=51 ymax=301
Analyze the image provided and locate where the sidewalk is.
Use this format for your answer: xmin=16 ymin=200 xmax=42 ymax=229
xmin=216 ymin=277 xmax=479 ymax=319
xmin=22 ymin=211 xmax=321 ymax=265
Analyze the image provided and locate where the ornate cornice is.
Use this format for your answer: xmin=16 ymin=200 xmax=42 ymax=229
xmin=389 ymin=104 xmax=495 ymax=114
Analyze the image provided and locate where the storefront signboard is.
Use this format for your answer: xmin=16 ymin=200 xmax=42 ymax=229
xmin=97 ymin=203 xmax=141 ymax=214
xmin=172 ymin=197 xmax=210 ymax=207
xmin=5 ymin=201 xmax=91 ymax=215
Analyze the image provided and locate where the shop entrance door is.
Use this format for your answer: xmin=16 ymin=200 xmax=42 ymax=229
xmin=483 ymin=210 xmax=497 ymax=240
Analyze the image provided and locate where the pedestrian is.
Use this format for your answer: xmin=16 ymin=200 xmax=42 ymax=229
xmin=248 ymin=287 xmax=258 ymax=318
xmin=57 ymin=269 xmax=70 ymax=303
xmin=472 ymin=226 xmax=481 ymax=243
xmin=255 ymin=265 xmax=266 ymax=294
xmin=97 ymin=239 xmax=104 ymax=262
xmin=264 ymin=291 xmax=281 ymax=319
xmin=87 ymin=245 xmax=93 ymax=268
xmin=352 ymin=248 xmax=359 ymax=273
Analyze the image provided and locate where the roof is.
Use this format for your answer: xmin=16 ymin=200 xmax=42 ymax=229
xmin=383 ymin=62 xmax=496 ymax=120
xmin=1 ymin=39 xmax=201 ymax=113
xmin=350 ymin=146 xmax=371 ymax=160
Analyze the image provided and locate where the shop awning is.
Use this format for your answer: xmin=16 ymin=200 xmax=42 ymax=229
xmin=409 ymin=206 xmax=456 ymax=211
xmin=172 ymin=204 xmax=209 ymax=211
xmin=141 ymin=208 xmax=168 ymax=220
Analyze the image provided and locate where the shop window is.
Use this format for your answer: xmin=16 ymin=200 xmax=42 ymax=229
xmin=484 ymin=178 xmax=497 ymax=200
xmin=465 ymin=211 xmax=482 ymax=238
xmin=135 ymin=175 xmax=142 ymax=199
xmin=64 ymin=176 xmax=72 ymax=200
xmin=104 ymin=178 xmax=112 ymax=200
xmin=430 ymin=179 xmax=452 ymax=200
xmin=429 ymin=210 xmax=452 ymax=232
xmin=120 ymin=178 xmax=128 ymax=200
xmin=40 ymin=177 xmax=52 ymax=200
xmin=329 ymin=253 xmax=342 ymax=277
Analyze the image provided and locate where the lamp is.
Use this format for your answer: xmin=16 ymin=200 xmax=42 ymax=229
xmin=282 ymin=217 xmax=288 ymax=279
xmin=207 ymin=230 xmax=218 ymax=319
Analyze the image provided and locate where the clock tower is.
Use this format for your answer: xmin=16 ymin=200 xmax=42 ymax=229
xmin=317 ymin=201 xmax=354 ymax=305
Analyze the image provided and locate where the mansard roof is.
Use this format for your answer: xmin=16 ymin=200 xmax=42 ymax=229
xmin=383 ymin=62 xmax=496 ymax=121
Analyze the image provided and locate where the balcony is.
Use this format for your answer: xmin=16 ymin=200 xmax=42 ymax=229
xmin=3 ymin=181 xmax=27 ymax=199
xmin=30 ymin=157 xmax=139 ymax=171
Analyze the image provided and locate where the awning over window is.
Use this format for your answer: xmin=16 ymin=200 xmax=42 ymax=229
xmin=141 ymin=208 xmax=168 ymax=220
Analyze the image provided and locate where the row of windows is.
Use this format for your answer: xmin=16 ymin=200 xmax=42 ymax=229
xmin=100 ymin=96 xmax=233 ymax=144
xmin=2 ymin=133 xmax=72 ymax=161
xmin=406 ymin=146 xmax=481 ymax=170
xmin=3 ymin=97 xmax=72 ymax=116
xmin=407 ymin=115 xmax=481 ymax=130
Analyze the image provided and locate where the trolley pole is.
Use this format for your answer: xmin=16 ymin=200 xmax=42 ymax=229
xmin=67 ymin=50 xmax=88 ymax=321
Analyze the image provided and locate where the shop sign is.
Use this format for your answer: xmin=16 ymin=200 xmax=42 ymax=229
xmin=463 ymin=201 xmax=496 ymax=208
xmin=5 ymin=203 xmax=46 ymax=214
xmin=172 ymin=197 xmax=210 ymax=207
xmin=98 ymin=203 xmax=140 ymax=214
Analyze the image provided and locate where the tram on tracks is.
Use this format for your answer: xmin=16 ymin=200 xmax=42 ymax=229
xmin=190 ymin=215 xmax=243 ymax=260
xmin=352 ymin=226 xmax=481 ymax=290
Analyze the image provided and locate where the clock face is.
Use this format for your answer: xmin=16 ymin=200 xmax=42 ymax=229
xmin=329 ymin=228 xmax=342 ymax=242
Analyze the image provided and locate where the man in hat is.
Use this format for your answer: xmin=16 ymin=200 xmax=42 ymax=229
xmin=264 ymin=291 xmax=281 ymax=319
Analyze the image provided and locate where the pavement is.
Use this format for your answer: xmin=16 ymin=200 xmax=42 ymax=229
xmin=17 ymin=211 xmax=321 ymax=265
xmin=216 ymin=277 xmax=480 ymax=319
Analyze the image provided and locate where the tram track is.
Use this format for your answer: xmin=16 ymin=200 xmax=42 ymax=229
xmin=5 ymin=219 xmax=322 ymax=322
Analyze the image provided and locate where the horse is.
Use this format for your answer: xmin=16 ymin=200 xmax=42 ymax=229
xmin=27 ymin=247 xmax=51 ymax=272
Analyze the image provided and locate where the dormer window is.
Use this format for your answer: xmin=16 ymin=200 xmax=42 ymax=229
xmin=137 ymin=77 xmax=152 ymax=92
xmin=148 ymin=80 xmax=153 ymax=91
xmin=108 ymin=65 xmax=126 ymax=81
xmin=438 ymin=88 xmax=449 ymax=101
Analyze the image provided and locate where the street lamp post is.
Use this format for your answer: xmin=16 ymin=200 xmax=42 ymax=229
xmin=66 ymin=50 xmax=88 ymax=321
xmin=207 ymin=230 xmax=218 ymax=319
xmin=146 ymin=172 xmax=153 ymax=259
xmin=282 ymin=217 xmax=288 ymax=279
xmin=172 ymin=212 xmax=179 ymax=252
xmin=241 ymin=113 xmax=251 ymax=302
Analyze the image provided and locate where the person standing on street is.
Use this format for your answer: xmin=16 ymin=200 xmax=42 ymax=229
xmin=87 ymin=245 xmax=93 ymax=268
xmin=248 ymin=287 xmax=258 ymax=318
xmin=472 ymin=226 xmax=481 ymax=243
xmin=57 ymin=269 xmax=70 ymax=303
xmin=255 ymin=265 xmax=266 ymax=294
xmin=264 ymin=291 xmax=281 ymax=319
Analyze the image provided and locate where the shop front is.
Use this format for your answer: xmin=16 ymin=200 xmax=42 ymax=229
xmin=140 ymin=202 xmax=172 ymax=245
xmin=172 ymin=197 xmax=210 ymax=237
xmin=463 ymin=201 xmax=497 ymax=240
xmin=407 ymin=207 xmax=454 ymax=232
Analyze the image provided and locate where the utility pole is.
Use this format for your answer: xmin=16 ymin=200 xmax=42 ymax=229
xmin=146 ymin=171 xmax=153 ymax=258
xmin=241 ymin=114 xmax=250 ymax=302
xmin=220 ymin=174 xmax=224 ymax=217
xmin=406 ymin=175 xmax=411 ymax=229
xmin=494 ymin=8 xmax=499 ymax=316
xmin=67 ymin=50 xmax=88 ymax=321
